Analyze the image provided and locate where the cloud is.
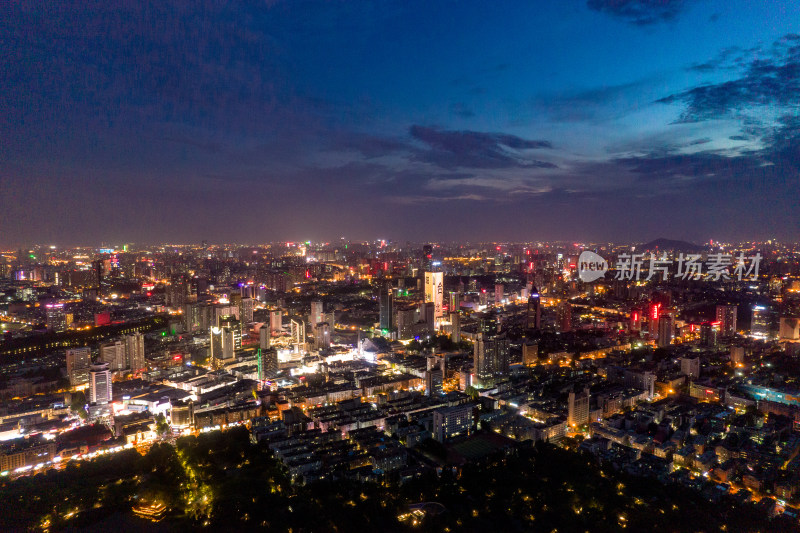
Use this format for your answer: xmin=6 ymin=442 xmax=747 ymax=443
xmin=586 ymin=0 xmax=695 ymax=26
xmin=659 ymin=34 xmax=800 ymax=122
xmin=450 ymin=102 xmax=475 ymax=118
xmin=409 ymin=125 xmax=554 ymax=169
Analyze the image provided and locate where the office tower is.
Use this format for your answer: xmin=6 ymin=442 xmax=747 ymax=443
xmin=422 ymin=244 xmax=433 ymax=273
xmin=425 ymin=367 xmax=443 ymax=396
xmin=257 ymin=347 xmax=278 ymax=381
xmin=657 ymin=314 xmax=674 ymax=348
xmin=449 ymin=290 xmax=462 ymax=314
xmin=526 ymin=288 xmax=541 ymax=330
xmin=219 ymin=315 xmax=242 ymax=350
xmin=522 ymin=342 xmax=538 ymax=366
xmin=210 ymin=326 xmax=225 ymax=368
xmin=558 ymin=302 xmax=572 ymax=333
xmin=100 ymin=340 xmax=127 ymax=373
xmin=396 ymin=308 xmax=417 ymax=340
xmin=379 ymin=283 xmax=394 ymax=336
xmin=197 ymin=302 xmax=214 ymax=332
xmin=680 ymin=357 xmax=700 ymax=379
xmin=124 ymin=332 xmax=145 ymax=373
xmin=568 ymin=388 xmax=590 ymax=427
xmin=751 ymin=306 xmax=769 ymax=339
xmin=629 ymin=308 xmax=641 ymax=333
xmin=291 ymin=318 xmax=306 ymax=352
xmin=310 ymin=300 xmax=324 ymax=330
xmin=45 ymin=303 xmax=66 ymax=332
xmin=421 ymin=302 xmax=435 ymax=333
xmin=315 ymin=322 xmax=331 ymax=350
xmin=649 ymin=303 xmax=661 ymax=336
xmin=166 ymin=277 xmax=190 ymax=309
xmin=473 ymin=333 xmax=509 ymax=381
xmin=450 ymin=312 xmax=460 ymax=343
xmin=699 ymin=322 xmax=719 ymax=347
xmin=66 ymin=347 xmax=91 ymax=388
xmin=259 ymin=326 xmax=271 ymax=350
xmin=270 ymin=310 xmax=282 ymax=334
xmin=240 ymin=297 xmax=254 ymax=325
xmin=494 ymin=283 xmax=503 ymax=306
xmin=214 ymin=303 xmax=239 ymax=327
xmin=424 ymin=272 xmax=444 ymax=321
xmin=716 ymin=305 xmax=738 ymax=337
xmin=183 ymin=302 xmax=201 ymax=333
xmin=89 ymin=363 xmax=112 ymax=404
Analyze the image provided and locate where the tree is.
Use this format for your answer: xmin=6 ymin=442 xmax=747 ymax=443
xmin=154 ymin=413 xmax=170 ymax=436
xmin=69 ymin=390 xmax=88 ymax=420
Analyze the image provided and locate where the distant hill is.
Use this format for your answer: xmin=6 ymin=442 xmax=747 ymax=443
xmin=637 ymin=238 xmax=705 ymax=253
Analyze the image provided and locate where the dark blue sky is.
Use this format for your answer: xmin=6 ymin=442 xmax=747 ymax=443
xmin=2 ymin=1 xmax=799 ymax=245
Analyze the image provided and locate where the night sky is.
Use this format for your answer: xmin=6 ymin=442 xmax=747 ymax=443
xmin=3 ymin=1 xmax=799 ymax=245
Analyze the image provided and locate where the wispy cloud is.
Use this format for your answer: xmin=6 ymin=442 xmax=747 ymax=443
xmin=586 ymin=0 xmax=697 ymax=26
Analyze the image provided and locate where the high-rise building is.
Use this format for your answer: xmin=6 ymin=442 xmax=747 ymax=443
xmin=45 ymin=303 xmax=67 ymax=332
xmin=557 ymin=302 xmax=572 ymax=333
xmin=657 ymin=314 xmax=674 ymax=348
xmin=239 ymin=297 xmax=254 ymax=325
xmin=183 ymin=302 xmax=201 ymax=333
xmin=124 ymin=332 xmax=145 ymax=373
xmin=315 ymin=322 xmax=331 ymax=350
xmin=310 ymin=300 xmax=324 ymax=330
xmin=494 ymin=283 xmax=503 ymax=306
xmin=568 ymin=388 xmax=590 ymax=427
xmin=259 ymin=326 xmax=271 ymax=350
xmin=449 ymin=290 xmax=462 ymax=314
xmin=779 ymin=318 xmax=800 ymax=340
xmin=422 ymin=244 xmax=433 ymax=273
xmin=680 ymin=357 xmax=701 ymax=379
xmin=100 ymin=340 xmax=127 ymax=373
xmin=716 ymin=305 xmax=738 ymax=337
xmin=257 ymin=347 xmax=278 ymax=380
xmin=89 ymin=363 xmax=112 ymax=404
xmin=270 ymin=310 xmax=282 ymax=334
xmin=751 ymin=305 xmax=770 ymax=339
xmin=291 ymin=318 xmax=306 ymax=352
xmin=432 ymin=404 xmax=473 ymax=442
xmin=522 ymin=342 xmax=538 ymax=366
xmin=473 ymin=333 xmax=509 ymax=381
xmin=449 ymin=312 xmax=461 ymax=343
xmin=210 ymin=326 xmax=225 ymax=368
xmin=526 ymin=289 xmax=541 ymax=330
xmin=214 ymin=303 xmax=239 ymax=327
xmin=699 ymin=322 xmax=719 ymax=347
xmin=66 ymin=347 xmax=91 ymax=388
xmin=424 ymin=272 xmax=444 ymax=321
xmin=379 ymin=283 xmax=394 ymax=336
xmin=730 ymin=346 xmax=745 ymax=366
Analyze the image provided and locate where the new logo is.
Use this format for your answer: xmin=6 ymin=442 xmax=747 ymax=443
xmin=578 ymin=251 xmax=608 ymax=282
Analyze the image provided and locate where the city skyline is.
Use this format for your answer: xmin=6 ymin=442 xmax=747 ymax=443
xmin=3 ymin=1 xmax=800 ymax=243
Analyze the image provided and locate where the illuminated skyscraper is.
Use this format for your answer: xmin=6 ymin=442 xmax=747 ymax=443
xmin=66 ymin=347 xmax=91 ymax=388
xmin=473 ymin=333 xmax=509 ymax=381
xmin=424 ymin=272 xmax=444 ymax=321
xmin=751 ymin=305 xmax=769 ymax=339
xmin=89 ymin=363 xmax=112 ymax=404
xmin=422 ymin=244 xmax=433 ymax=272
xmin=526 ymin=288 xmax=541 ymax=330
xmin=716 ymin=305 xmax=737 ymax=336
xmin=124 ymin=332 xmax=145 ymax=373
xmin=45 ymin=304 xmax=66 ymax=332
xmin=100 ymin=340 xmax=126 ymax=373
xmin=379 ymin=282 xmax=394 ymax=336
